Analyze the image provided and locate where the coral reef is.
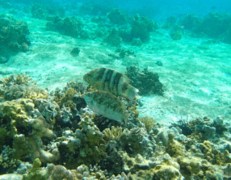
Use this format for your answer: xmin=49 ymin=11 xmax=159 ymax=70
xmin=126 ymin=66 xmax=164 ymax=96
xmin=119 ymin=14 xmax=157 ymax=44
xmin=0 ymin=98 xmax=59 ymax=163
xmin=0 ymin=75 xmax=58 ymax=174
xmin=107 ymin=9 xmax=127 ymax=25
xmin=46 ymin=16 xmax=87 ymax=39
xmin=169 ymin=26 xmax=183 ymax=40
xmin=0 ymin=74 xmax=48 ymax=101
xmin=0 ymin=75 xmax=230 ymax=179
xmin=129 ymin=15 xmax=157 ymax=42
xmin=179 ymin=13 xmax=231 ymax=44
xmin=104 ymin=28 xmax=122 ymax=47
xmin=0 ymin=15 xmax=30 ymax=63
xmin=171 ymin=117 xmax=229 ymax=141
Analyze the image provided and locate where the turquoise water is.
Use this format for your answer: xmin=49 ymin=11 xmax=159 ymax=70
xmin=0 ymin=1 xmax=230 ymax=179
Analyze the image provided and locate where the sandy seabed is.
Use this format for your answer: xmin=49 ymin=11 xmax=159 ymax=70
xmin=0 ymin=11 xmax=231 ymax=126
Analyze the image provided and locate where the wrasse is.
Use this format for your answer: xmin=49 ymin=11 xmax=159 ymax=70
xmin=83 ymin=68 xmax=138 ymax=100
xmin=83 ymin=91 xmax=128 ymax=123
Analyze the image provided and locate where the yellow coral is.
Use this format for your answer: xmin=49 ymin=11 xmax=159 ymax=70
xmin=152 ymin=163 xmax=182 ymax=180
xmin=3 ymin=74 xmax=31 ymax=86
xmin=0 ymin=99 xmax=31 ymax=121
xmin=201 ymin=140 xmax=231 ymax=165
xmin=167 ymin=137 xmax=185 ymax=157
xmin=103 ymin=126 xmax=124 ymax=141
xmin=138 ymin=116 xmax=156 ymax=132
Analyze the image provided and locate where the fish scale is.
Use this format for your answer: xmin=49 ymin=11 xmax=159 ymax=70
xmin=83 ymin=68 xmax=138 ymax=100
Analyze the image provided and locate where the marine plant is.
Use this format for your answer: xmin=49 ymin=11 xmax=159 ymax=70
xmin=115 ymin=48 xmax=135 ymax=59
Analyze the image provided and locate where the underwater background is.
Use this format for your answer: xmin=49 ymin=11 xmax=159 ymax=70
xmin=0 ymin=0 xmax=231 ymax=179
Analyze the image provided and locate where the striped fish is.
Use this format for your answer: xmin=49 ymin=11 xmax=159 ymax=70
xmin=83 ymin=68 xmax=138 ymax=100
xmin=83 ymin=91 xmax=128 ymax=123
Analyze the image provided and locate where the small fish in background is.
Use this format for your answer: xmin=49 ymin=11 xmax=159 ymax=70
xmin=83 ymin=91 xmax=128 ymax=123
xmin=83 ymin=68 xmax=139 ymax=100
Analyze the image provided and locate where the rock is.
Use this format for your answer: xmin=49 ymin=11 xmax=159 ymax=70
xmin=70 ymin=47 xmax=80 ymax=57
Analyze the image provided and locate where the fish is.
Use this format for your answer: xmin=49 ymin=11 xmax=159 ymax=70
xmin=83 ymin=68 xmax=138 ymax=100
xmin=83 ymin=91 xmax=128 ymax=123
